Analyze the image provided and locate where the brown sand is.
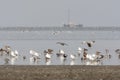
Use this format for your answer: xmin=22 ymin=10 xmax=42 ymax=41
xmin=0 ymin=65 xmax=120 ymax=80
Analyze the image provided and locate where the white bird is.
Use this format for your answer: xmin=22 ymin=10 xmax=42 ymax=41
xmin=30 ymin=50 xmax=39 ymax=57
xmin=70 ymin=54 xmax=76 ymax=60
xmin=56 ymin=49 xmax=65 ymax=57
xmin=10 ymin=50 xmax=19 ymax=57
xmin=78 ymin=47 xmax=83 ymax=56
xmin=78 ymin=47 xmax=82 ymax=51
xmin=10 ymin=51 xmax=15 ymax=57
xmin=45 ymin=53 xmax=51 ymax=59
xmin=59 ymin=50 xmax=65 ymax=54
xmin=4 ymin=45 xmax=11 ymax=50
xmin=14 ymin=50 xmax=19 ymax=56
xmin=86 ymin=54 xmax=96 ymax=61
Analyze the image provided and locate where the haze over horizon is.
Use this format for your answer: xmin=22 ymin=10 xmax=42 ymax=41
xmin=0 ymin=0 xmax=120 ymax=27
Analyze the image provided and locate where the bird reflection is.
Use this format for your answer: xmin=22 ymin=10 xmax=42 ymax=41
xmin=70 ymin=60 xmax=75 ymax=65
xmin=10 ymin=57 xmax=18 ymax=65
xmin=29 ymin=57 xmax=40 ymax=64
xmin=4 ymin=58 xmax=10 ymax=65
xmin=59 ymin=56 xmax=67 ymax=65
xmin=84 ymin=60 xmax=102 ymax=65
xmin=45 ymin=59 xmax=51 ymax=65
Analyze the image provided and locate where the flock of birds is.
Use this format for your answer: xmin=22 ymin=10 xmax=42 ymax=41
xmin=0 ymin=40 xmax=120 ymax=65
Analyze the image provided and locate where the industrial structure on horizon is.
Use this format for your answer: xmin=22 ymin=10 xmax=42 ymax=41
xmin=0 ymin=26 xmax=120 ymax=31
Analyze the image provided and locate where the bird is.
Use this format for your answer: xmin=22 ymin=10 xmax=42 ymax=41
xmin=86 ymin=54 xmax=96 ymax=61
xmin=115 ymin=49 xmax=120 ymax=54
xmin=43 ymin=49 xmax=53 ymax=62
xmin=23 ymin=56 xmax=26 ymax=60
xmin=44 ymin=49 xmax=53 ymax=54
xmin=83 ymin=48 xmax=88 ymax=51
xmin=10 ymin=50 xmax=19 ymax=57
xmin=56 ymin=49 xmax=65 ymax=57
xmin=4 ymin=45 xmax=11 ymax=50
xmin=78 ymin=47 xmax=82 ymax=51
xmin=70 ymin=54 xmax=76 ymax=60
xmin=83 ymin=50 xmax=88 ymax=60
xmin=95 ymin=51 xmax=105 ymax=60
xmin=0 ymin=48 xmax=6 ymax=56
xmin=30 ymin=57 xmax=36 ymax=63
xmin=29 ymin=56 xmax=40 ymax=64
xmin=56 ymin=42 xmax=68 ymax=46
xmin=47 ymin=49 xmax=53 ymax=53
xmin=2 ymin=45 xmax=12 ymax=55
xmin=29 ymin=50 xmax=40 ymax=63
xmin=14 ymin=50 xmax=19 ymax=56
xmin=45 ymin=53 xmax=51 ymax=59
xmin=30 ymin=50 xmax=40 ymax=57
xmin=63 ymin=54 xmax=68 ymax=59
xmin=97 ymin=54 xmax=104 ymax=59
xmin=105 ymin=49 xmax=111 ymax=59
xmin=82 ymin=41 xmax=95 ymax=47
xmin=77 ymin=47 xmax=83 ymax=56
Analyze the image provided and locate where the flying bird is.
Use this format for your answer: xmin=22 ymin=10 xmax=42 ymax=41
xmin=82 ymin=41 xmax=95 ymax=47
xmin=56 ymin=42 xmax=68 ymax=46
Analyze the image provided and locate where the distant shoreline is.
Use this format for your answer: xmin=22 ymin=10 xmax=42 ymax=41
xmin=0 ymin=26 xmax=120 ymax=31
xmin=0 ymin=65 xmax=119 ymax=80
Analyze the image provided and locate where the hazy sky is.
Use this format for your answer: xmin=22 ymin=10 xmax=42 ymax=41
xmin=0 ymin=0 xmax=120 ymax=27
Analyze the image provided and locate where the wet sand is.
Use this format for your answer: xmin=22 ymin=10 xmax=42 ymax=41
xmin=0 ymin=65 xmax=120 ymax=80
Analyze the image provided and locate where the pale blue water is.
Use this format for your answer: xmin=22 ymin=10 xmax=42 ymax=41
xmin=0 ymin=31 xmax=120 ymax=65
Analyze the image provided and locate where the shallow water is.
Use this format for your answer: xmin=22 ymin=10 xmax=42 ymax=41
xmin=0 ymin=31 xmax=120 ymax=65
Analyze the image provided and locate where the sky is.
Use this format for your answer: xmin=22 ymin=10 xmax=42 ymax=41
xmin=0 ymin=0 xmax=120 ymax=27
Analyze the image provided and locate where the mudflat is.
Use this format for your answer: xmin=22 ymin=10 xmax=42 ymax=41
xmin=0 ymin=65 xmax=120 ymax=80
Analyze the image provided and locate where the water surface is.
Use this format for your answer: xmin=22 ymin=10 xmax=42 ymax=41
xmin=0 ymin=31 xmax=120 ymax=65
